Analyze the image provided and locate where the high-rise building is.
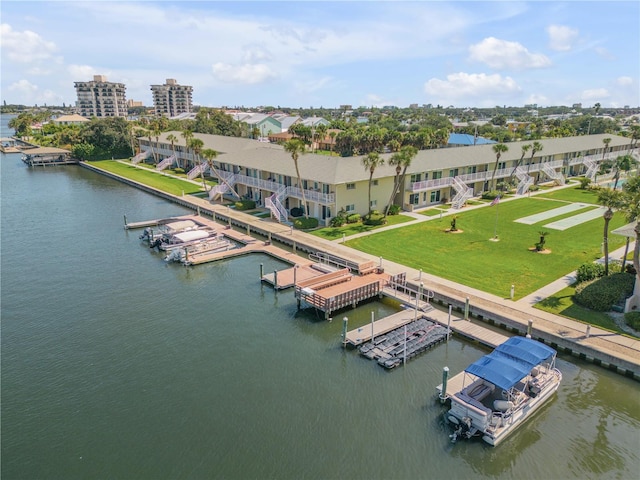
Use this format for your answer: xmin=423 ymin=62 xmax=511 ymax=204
xmin=74 ymin=75 xmax=127 ymax=117
xmin=150 ymin=79 xmax=193 ymax=118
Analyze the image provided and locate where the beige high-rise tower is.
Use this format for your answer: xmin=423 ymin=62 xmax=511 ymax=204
xmin=150 ymin=78 xmax=193 ymax=117
xmin=74 ymin=75 xmax=127 ymax=117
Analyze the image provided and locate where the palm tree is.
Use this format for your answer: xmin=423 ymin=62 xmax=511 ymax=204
xmin=611 ymin=154 xmax=636 ymax=190
xmin=597 ymin=188 xmax=625 ymax=275
xmin=181 ymin=129 xmax=194 ymax=169
xmin=526 ymin=141 xmax=543 ymax=175
xmin=622 ymin=177 xmax=640 ymax=290
xmin=362 ymin=152 xmax=385 ymax=215
xmin=201 ymin=148 xmax=240 ymax=199
xmin=188 ymin=138 xmax=206 ymax=191
xmin=151 ymin=122 xmax=162 ymax=164
xmin=509 ymin=143 xmax=531 ymax=182
xmin=166 ymin=133 xmax=178 ymax=168
xmin=385 ymin=151 xmax=404 ymax=216
xmin=284 ymin=139 xmax=309 ymax=218
xmin=328 ymin=130 xmax=337 ymax=154
xmin=490 ymin=143 xmax=508 ymax=191
xmin=602 ymin=137 xmax=611 ymax=162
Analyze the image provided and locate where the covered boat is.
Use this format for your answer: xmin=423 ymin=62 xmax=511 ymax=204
xmin=152 ymin=229 xmax=217 ymax=251
xmin=139 ymin=219 xmax=199 ymax=242
xmin=445 ymin=336 xmax=562 ymax=446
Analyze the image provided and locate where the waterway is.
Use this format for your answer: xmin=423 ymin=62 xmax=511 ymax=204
xmin=2 ymin=114 xmax=639 ymax=479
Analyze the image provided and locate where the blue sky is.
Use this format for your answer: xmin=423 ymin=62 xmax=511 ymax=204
xmin=1 ymin=1 xmax=638 ymax=109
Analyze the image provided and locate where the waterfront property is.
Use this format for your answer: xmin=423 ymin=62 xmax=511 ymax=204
xmin=21 ymin=146 xmax=74 ymax=166
xmin=138 ymin=131 xmax=637 ymax=225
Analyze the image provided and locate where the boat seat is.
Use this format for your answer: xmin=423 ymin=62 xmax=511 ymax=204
xmin=462 ymin=380 xmax=495 ymax=401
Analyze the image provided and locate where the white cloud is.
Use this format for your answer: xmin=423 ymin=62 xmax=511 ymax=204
xmin=617 ymin=76 xmax=633 ymax=86
xmin=594 ymin=47 xmax=615 ymax=60
xmin=581 ymin=88 xmax=610 ymax=101
xmin=67 ymin=64 xmax=100 ymax=79
xmin=360 ymin=93 xmax=401 ymax=108
xmin=468 ymin=37 xmax=551 ymax=70
xmin=294 ymin=76 xmax=335 ymax=94
xmin=424 ymin=72 xmax=521 ymax=107
xmin=7 ymin=79 xmax=63 ymax=105
xmin=211 ymin=63 xmax=277 ymax=85
xmin=0 ymin=23 xmax=58 ymax=63
xmin=9 ymin=79 xmax=38 ymax=94
xmin=547 ymin=25 xmax=579 ymax=52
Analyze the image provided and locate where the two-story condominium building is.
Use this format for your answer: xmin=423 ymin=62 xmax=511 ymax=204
xmin=74 ymin=75 xmax=127 ymax=118
xmin=138 ymin=132 xmax=636 ymax=225
xmin=150 ymin=78 xmax=193 ymax=117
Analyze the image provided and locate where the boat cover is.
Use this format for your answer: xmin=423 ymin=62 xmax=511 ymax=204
xmin=465 ymin=337 xmax=556 ymax=391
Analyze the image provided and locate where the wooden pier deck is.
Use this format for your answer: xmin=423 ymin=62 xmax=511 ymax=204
xmin=436 ymin=372 xmax=480 ymax=400
xmin=124 ymin=214 xmax=196 ymax=230
xmin=345 ymin=309 xmax=424 ymax=346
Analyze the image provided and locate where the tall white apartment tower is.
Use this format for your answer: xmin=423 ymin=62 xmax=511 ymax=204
xmin=74 ymin=75 xmax=127 ymax=117
xmin=151 ymin=79 xmax=193 ymax=117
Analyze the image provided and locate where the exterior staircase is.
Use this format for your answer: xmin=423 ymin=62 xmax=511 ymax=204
xmin=156 ymin=154 xmax=176 ymax=171
xmin=583 ymin=159 xmax=599 ymax=181
xmin=265 ymin=186 xmax=289 ymax=223
xmin=515 ymin=166 xmax=534 ymax=195
xmin=208 ymin=171 xmax=237 ymax=201
xmin=541 ymin=162 xmax=565 ymax=185
xmin=451 ymin=176 xmax=473 ymax=209
xmin=131 ymin=149 xmax=151 ymax=165
xmin=187 ymin=162 xmax=207 ymax=180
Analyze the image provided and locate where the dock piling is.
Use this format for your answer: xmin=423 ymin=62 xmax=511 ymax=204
xmin=510 ymin=284 xmax=515 ymax=300
xmin=246 ymin=224 xmax=250 ymax=236
xmin=447 ymin=305 xmax=452 ymax=340
xmin=586 ymin=325 xmax=591 ymax=338
xmin=440 ymin=367 xmax=449 ymax=403
xmin=371 ymin=311 xmax=375 ymax=345
xmin=260 ymin=263 xmax=264 ymax=279
xmin=124 ymin=214 xmax=128 ymax=228
xmin=342 ymin=317 xmax=348 ymax=347
xmin=273 ymin=270 xmax=278 ymax=289
xmin=464 ymin=297 xmax=470 ymax=320
xmin=527 ymin=319 xmax=533 ymax=338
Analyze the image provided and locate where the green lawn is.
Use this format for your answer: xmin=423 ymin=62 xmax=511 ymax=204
xmin=534 ymin=285 xmax=627 ymax=335
xmin=310 ymin=214 xmax=414 ymax=239
xmin=346 ymin=197 xmax=627 ymax=299
xmin=87 ymin=160 xmax=205 ymax=196
xmin=535 ymin=184 xmax=600 ymax=204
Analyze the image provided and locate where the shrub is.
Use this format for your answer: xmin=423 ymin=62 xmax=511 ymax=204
xmin=387 ymin=204 xmax=401 ymax=215
xmin=293 ymin=217 xmax=319 ymax=230
xmin=579 ymin=177 xmax=591 ymax=189
xmin=363 ymin=212 xmax=386 ymax=226
xmin=576 ymin=262 xmax=606 ymax=283
xmin=624 ymin=311 xmax=640 ymax=331
xmin=234 ymin=200 xmax=256 ymax=211
xmin=574 ymin=273 xmax=635 ymax=311
xmin=482 ymin=191 xmax=500 ymax=200
xmin=290 ymin=207 xmax=304 ymax=217
xmin=529 ymin=184 xmax=540 ymax=192
xmin=347 ymin=213 xmax=361 ymax=224
xmin=330 ymin=215 xmax=346 ymax=227
xmin=173 ymin=167 xmax=185 ymax=174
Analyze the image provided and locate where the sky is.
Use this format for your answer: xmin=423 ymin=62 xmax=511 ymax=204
xmin=1 ymin=1 xmax=639 ymax=109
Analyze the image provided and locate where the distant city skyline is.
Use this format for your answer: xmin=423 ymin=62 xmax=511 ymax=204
xmin=1 ymin=1 xmax=639 ymax=109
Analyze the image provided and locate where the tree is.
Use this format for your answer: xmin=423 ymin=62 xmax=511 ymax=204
xmin=526 ymin=141 xmax=543 ymax=175
xmin=621 ymin=177 xmax=640 ymax=293
xmin=597 ymin=188 xmax=625 ymax=275
xmin=611 ymin=154 xmax=636 ymax=190
xmin=362 ymin=152 xmax=385 ymax=215
xmin=181 ymin=129 xmax=194 ymax=169
xmin=166 ymin=133 xmax=178 ymax=168
xmin=188 ymin=138 xmax=206 ymax=191
xmin=284 ymin=139 xmax=309 ymax=218
xmin=384 ymin=145 xmax=417 ymax=216
xmin=201 ymin=148 xmax=240 ymax=199
xmin=510 ymin=143 xmax=531 ymax=180
xmin=490 ymin=143 xmax=508 ymax=191
xmin=151 ymin=122 xmax=162 ymax=164
xmin=71 ymin=142 xmax=95 ymax=160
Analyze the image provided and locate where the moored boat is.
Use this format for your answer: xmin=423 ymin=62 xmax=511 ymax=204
xmin=139 ymin=219 xmax=200 ymax=242
xmin=445 ymin=336 xmax=562 ymax=446
xmin=152 ymin=229 xmax=218 ymax=251
xmin=164 ymin=235 xmax=234 ymax=263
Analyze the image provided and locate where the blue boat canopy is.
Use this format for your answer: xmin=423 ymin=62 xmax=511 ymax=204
xmin=465 ymin=337 xmax=557 ymax=391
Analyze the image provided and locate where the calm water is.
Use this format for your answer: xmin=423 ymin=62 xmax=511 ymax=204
xmin=2 ymin=114 xmax=639 ymax=480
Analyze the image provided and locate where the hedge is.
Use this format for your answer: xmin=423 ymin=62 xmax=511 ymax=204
xmin=574 ymin=273 xmax=635 ymax=311
xmin=234 ymin=200 xmax=256 ymax=210
xmin=293 ymin=217 xmax=319 ymax=230
xmin=624 ymin=311 xmax=640 ymax=331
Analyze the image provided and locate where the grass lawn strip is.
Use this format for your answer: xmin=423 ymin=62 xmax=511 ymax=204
xmin=535 ymin=185 xmax=600 ymax=204
xmin=87 ymin=160 xmax=204 ymax=196
xmin=346 ymin=197 xmax=627 ymax=299
xmin=310 ymin=214 xmax=414 ymax=239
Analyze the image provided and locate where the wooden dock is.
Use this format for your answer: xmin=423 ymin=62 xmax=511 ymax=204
xmin=345 ymin=309 xmax=424 ymax=346
xmin=436 ymin=371 xmax=480 ymax=400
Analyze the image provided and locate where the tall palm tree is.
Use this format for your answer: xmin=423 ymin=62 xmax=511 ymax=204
xmin=509 ymin=144 xmax=531 ymax=181
xmin=151 ymin=122 xmax=162 ymax=164
xmin=181 ymin=129 xmax=194 ymax=169
xmin=490 ymin=143 xmax=508 ymax=191
xmin=611 ymin=154 xmax=636 ymax=190
xmin=597 ymin=188 xmax=625 ymax=275
xmin=385 ymin=151 xmax=404 ymax=216
xmin=602 ymin=137 xmax=611 ymax=162
xmin=201 ymin=148 xmax=240 ymax=199
xmin=526 ymin=141 xmax=543 ymax=175
xmin=166 ymin=133 xmax=178 ymax=168
xmin=362 ymin=152 xmax=385 ymax=215
xmin=188 ymin=138 xmax=206 ymax=191
xmin=622 ymin=177 xmax=640 ymax=287
xmin=328 ymin=130 xmax=337 ymax=154
xmin=284 ymin=139 xmax=309 ymax=218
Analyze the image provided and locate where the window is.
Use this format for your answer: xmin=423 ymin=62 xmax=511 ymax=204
xmin=409 ymin=194 xmax=419 ymax=205
xmin=467 ymin=166 xmax=477 ymax=174
xmin=370 ymin=200 xmax=377 ymax=208
xmin=373 ymin=180 xmax=378 ymax=186
xmin=449 ymin=169 xmax=459 ymax=177
xmin=433 ymin=171 xmax=442 ymax=180
xmin=430 ymin=191 xmax=441 ymax=203
xmin=345 ymin=204 xmax=355 ymax=212
xmin=410 ymin=173 xmax=422 ymax=183
xmin=498 ymin=162 xmax=506 ymax=170
xmin=346 ymin=183 xmax=356 ymax=190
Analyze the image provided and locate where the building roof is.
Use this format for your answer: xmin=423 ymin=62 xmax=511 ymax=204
xmin=148 ymin=132 xmax=631 ymax=186
xmin=448 ymin=133 xmax=496 ymax=146
xmin=53 ymin=114 xmax=90 ymax=123
xmin=22 ymin=146 xmax=71 ymax=155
